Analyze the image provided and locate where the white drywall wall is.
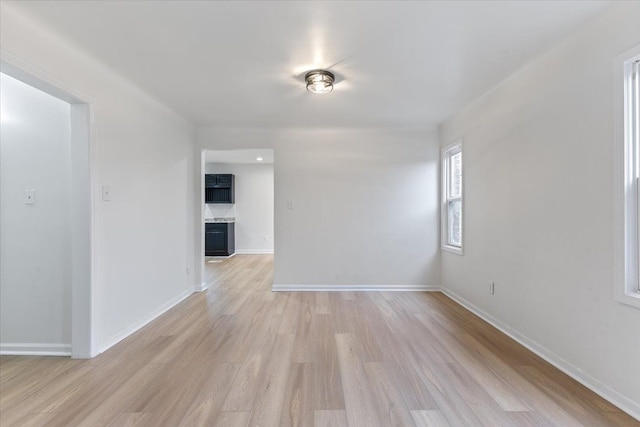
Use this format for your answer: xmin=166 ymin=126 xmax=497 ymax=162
xmin=205 ymin=163 xmax=274 ymax=253
xmin=0 ymin=73 xmax=72 ymax=353
xmin=197 ymin=128 xmax=440 ymax=289
xmin=1 ymin=4 xmax=196 ymax=355
xmin=439 ymin=2 xmax=640 ymax=416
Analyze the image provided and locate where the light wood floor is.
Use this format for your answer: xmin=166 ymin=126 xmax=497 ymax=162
xmin=1 ymin=254 xmax=638 ymax=426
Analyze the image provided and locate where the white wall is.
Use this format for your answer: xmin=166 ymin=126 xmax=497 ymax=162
xmin=1 ymin=4 xmax=196 ymax=355
xmin=205 ymin=163 xmax=274 ymax=253
xmin=0 ymin=73 xmax=72 ymax=354
xmin=197 ymin=127 xmax=440 ymax=289
xmin=439 ymin=2 xmax=640 ymax=416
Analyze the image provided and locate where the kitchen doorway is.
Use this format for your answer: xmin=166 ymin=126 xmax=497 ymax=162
xmin=198 ymin=149 xmax=274 ymax=290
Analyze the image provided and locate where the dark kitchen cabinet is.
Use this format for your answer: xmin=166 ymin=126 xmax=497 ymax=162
xmin=216 ymin=174 xmax=233 ymax=185
xmin=205 ymin=174 xmax=235 ymax=203
xmin=205 ymin=223 xmax=235 ymax=256
xmin=205 ymin=174 xmax=233 ymax=187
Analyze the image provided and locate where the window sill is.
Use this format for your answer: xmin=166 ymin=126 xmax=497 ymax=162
xmin=441 ymin=244 xmax=463 ymax=256
xmin=615 ymin=289 xmax=640 ymax=310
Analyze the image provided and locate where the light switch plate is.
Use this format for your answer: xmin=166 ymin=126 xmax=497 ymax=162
xmin=102 ymin=186 xmax=111 ymax=201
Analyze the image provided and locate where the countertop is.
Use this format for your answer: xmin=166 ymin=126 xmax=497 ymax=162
xmin=205 ymin=217 xmax=235 ymax=223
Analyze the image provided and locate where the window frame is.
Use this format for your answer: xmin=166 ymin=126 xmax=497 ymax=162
xmin=441 ymin=139 xmax=464 ymax=255
xmin=614 ymin=45 xmax=640 ymax=309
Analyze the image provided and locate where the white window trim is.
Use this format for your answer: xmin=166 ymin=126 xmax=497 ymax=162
xmin=441 ymin=139 xmax=464 ymax=255
xmin=614 ymin=45 xmax=640 ymax=309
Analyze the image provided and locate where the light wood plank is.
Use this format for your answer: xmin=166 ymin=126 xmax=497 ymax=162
xmin=517 ymin=365 xmax=629 ymax=427
xmin=213 ymin=411 xmax=251 ymax=427
xmin=311 ymin=314 xmax=345 ymax=410
xmin=363 ymin=362 xmax=416 ymax=427
xmin=314 ymin=410 xmax=348 ymax=427
xmin=177 ymin=362 xmax=240 ymax=427
xmin=246 ymin=333 xmax=295 ymax=426
xmin=506 ymin=411 xmax=554 ymax=427
xmin=0 ymin=255 xmax=636 ymax=426
xmin=106 ymin=413 xmax=153 ymax=427
xmin=415 ymin=313 xmax=529 ymax=412
xmin=69 ymin=364 xmax=164 ymax=426
xmin=280 ymin=363 xmax=314 ymax=427
xmin=8 ymin=412 xmax=59 ymax=427
xmin=430 ymin=361 xmax=516 ymax=427
xmin=221 ymin=351 xmax=267 ymax=411
xmin=335 ymin=333 xmax=382 ymax=427
xmin=411 ymin=410 xmax=451 ymax=427
xmin=314 ymin=292 xmax=331 ymax=314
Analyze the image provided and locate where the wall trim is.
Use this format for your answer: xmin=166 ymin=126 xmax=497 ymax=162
xmin=440 ymin=288 xmax=640 ymax=422
xmin=272 ymin=284 xmax=440 ymax=292
xmin=613 ymin=44 xmax=640 ymax=310
xmin=195 ymin=281 xmax=208 ymax=292
xmin=97 ymin=289 xmax=192 ymax=354
xmin=205 ymin=253 xmax=237 ymax=259
xmin=0 ymin=343 xmax=71 ymax=356
xmin=235 ymin=249 xmax=274 ymax=254
xmin=1 ymin=50 xmax=96 ymax=359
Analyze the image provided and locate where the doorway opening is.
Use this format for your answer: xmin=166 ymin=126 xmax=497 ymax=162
xmin=1 ymin=59 xmax=94 ymax=358
xmin=198 ymin=149 xmax=274 ymax=290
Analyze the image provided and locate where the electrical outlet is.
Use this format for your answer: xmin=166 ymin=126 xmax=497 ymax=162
xmin=488 ymin=281 xmax=495 ymax=295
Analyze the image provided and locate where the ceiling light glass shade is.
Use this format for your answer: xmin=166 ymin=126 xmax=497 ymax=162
xmin=305 ymin=70 xmax=335 ymax=94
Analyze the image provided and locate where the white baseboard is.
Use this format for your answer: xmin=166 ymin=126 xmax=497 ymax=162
xmin=440 ymin=288 xmax=640 ymax=422
xmin=195 ymin=281 xmax=208 ymax=292
xmin=272 ymin=284 xmax=440 ymax=292
xmin=235 ymin=250 xmax=274 ymax=254
xmin=205 ymin=253 xmax=237 ymax=259
xmin=97 ymin=289 xmax=193 ymax=355
xmin=0 ymin=343 xmax=71 ymax=356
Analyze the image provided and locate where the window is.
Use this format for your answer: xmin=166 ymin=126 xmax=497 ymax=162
xmin=615 ymin=46 xmax=640 ymax=309
xmin=442 ymin=140 xmax=463 ymax=255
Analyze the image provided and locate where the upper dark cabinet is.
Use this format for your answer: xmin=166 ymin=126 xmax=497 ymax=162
xmin=205 ymin=174 xmax=217 ymax=187
xmin=205 ymin=174 xmax=235 ymax=203
xmin=205 ymin=174 xmax=233 ymax=188
xmin=216 ymin=174 xmax=233 ymax=185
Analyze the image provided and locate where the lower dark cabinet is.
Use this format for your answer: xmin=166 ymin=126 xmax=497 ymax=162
xmin=205 ymin=223 xmax=235 ymax=256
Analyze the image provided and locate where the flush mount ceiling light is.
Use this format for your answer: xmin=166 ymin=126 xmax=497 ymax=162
xmin=305 ymin=70 xmax=335 ymax=94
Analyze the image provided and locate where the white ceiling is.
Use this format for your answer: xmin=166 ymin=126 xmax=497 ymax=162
xmin=205 ymin=149 xmax=274 ymax=165
xmin=7 ymin=1 xmax=610 ymax=128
